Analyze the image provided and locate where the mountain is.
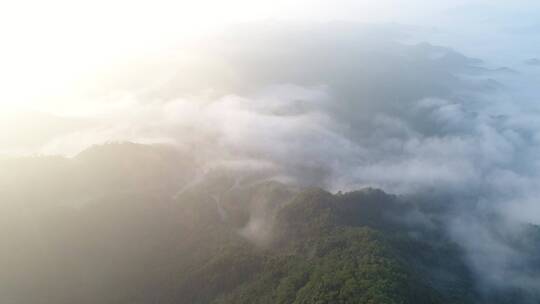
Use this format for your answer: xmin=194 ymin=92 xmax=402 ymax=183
xmin=1 ymin=143 xmax=539 ymax=304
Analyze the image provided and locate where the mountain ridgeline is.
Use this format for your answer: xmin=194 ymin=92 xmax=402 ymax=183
xmin=1 ymin=143 xmax=539 ymax=303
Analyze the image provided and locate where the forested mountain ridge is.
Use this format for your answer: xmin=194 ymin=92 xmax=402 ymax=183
xmin=1 ymin=143 xmax=538 ymax=304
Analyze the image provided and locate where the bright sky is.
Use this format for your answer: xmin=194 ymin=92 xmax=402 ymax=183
xmin=0 ymin=0 xmax=539 ymax=114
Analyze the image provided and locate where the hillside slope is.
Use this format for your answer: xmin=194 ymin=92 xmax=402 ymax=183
xmin=1 ymin=143 xmax=538 ymax=304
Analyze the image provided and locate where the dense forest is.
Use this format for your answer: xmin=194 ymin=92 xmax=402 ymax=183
xmin=1 ymin=143 xmax=539 ymax=303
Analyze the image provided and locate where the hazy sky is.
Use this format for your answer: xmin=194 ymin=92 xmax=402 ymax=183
xmin=1 ymin=0 xmax=540 ymax=114
xmin=0 ymin=0 xmax=537 ymax=162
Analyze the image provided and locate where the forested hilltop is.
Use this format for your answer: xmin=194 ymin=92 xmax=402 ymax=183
xmin=1 ymin=143 xmax=539 ymax=304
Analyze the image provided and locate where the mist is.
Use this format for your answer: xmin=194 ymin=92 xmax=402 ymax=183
xmin=3 ymin=2 xmax=540 ymax=302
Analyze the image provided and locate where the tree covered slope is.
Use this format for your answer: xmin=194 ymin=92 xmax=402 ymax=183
xmin=1 ymin=143 xmax=538 ymax=304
